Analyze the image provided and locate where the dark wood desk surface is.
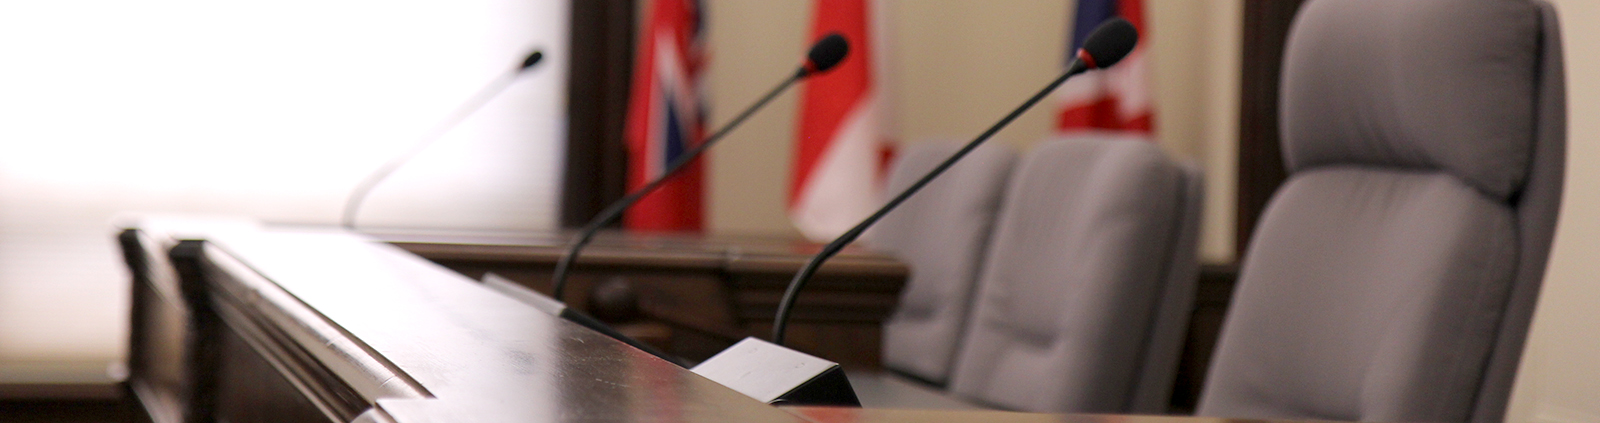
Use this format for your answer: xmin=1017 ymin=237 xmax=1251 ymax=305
xmin=779 ymin=407 xmax=1311 ymax=423
xmin=370 ymin=229 xmax=907 ymax=278
xmin=122 ymin=222 xmax=1316 ymax=423
xmin=187 ymin=227 xmax=813 ymax=422
xmin=370 ymin=229 xmax=908 ymax=367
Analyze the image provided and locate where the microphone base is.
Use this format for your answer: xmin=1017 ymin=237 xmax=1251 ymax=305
xmin=691 ymin=337 xmax=860 ymax=407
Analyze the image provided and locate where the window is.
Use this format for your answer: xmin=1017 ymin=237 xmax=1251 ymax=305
xmin=0 ymin=0 xmax=568 ymax=384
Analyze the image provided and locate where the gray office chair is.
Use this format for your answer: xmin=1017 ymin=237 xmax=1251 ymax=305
xmin=869 ymin=141 xmax=1017 ymax=387
xmin=946 ymin=135 xmax=1203 ymax=413
xmin=1197 ymin=1 xmax=1564 ymax=422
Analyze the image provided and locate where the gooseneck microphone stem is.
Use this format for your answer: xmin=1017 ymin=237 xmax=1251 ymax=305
xmin=550 ymin=73 xmax=803 ymax=300
xmin=342 ymin=50 xmax=544 ymax=229
xmin=771 ymin=60 xmax=1091 ymax=345
xmin=771 ymin=17 xmax=1135 ymax=345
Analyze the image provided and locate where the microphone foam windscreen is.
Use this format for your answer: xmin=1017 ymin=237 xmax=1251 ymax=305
xmin=520 ymin=50 xmax=544 ymax=71
xmin=1081 ymin=18 xmax=1138 ymax=69
xmin=806 ymin=33 xmax=850 ymax=74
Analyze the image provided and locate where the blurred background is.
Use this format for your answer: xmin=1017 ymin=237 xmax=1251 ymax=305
xmin=0 ymin=2 xmax=1598 ymax=421
xmin=0 ymin=0 xmax=569 ymax=391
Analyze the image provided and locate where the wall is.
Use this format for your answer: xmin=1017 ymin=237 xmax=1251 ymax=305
xmin=702 ymin=0 xmax=1243 ymax=263
xmin=1506 ymin=1 xmax=1600 ymax=422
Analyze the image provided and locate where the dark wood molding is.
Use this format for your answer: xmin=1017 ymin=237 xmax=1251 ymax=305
xmin=1169 ymin=263 xmax=1240 ymax=413
xmin=1235 ymin=0 xmax=1306 ymax=257
xmin=1165 ymin=3 xmax=1306 ymax=412
xmin=562 ymin=0 xmax=637 ymax=228
xmin=379 ymin=231 xmax=908 ymax=368
xmin=168 ymin=240 xmax=223 ymax=423
xmin=0 ymin=398 xmax=138 ymax=423
xmin=129 ymin=226 xmax=827 ymax=422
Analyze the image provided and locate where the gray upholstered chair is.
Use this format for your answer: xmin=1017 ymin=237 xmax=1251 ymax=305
xmin=869 ymin=141 xmax=1017 ymax=387
xmin=1196 ymin=1 xmax=1564 ymax=422
xmin=946 ymin=135 xmax=1203 ymax=413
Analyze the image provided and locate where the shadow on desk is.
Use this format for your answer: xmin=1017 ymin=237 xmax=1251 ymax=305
xmin=377 ymin=230 xmax=908 ymax=368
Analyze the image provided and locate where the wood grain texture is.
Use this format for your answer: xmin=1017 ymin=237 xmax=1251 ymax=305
xmin=1235 ymin=0 xmax=1307 ymax=257
xmin=119 ymin=229 xmax=192 ymax=423
xmin=118 ymin=222 xmax=1353 ymax=423
xmin=375 ymin=230 xmax=907 ymax=367
xmin=781 ymin=407 xmax=1331 ymax=423
xmin=186 ymin=228 xmax=810 ymax=423
xmin=561 ymin=0 xmax=635 ymax=228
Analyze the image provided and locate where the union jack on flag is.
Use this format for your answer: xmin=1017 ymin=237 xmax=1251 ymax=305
xmin=623 ymin=0 xmax=707 ymax=231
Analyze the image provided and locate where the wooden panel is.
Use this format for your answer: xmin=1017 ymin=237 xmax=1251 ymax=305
xmin=165 ymin=234 xmax=426 ymax=423
xmin=196 ymin=244 xmax=427 ymax=406
xmin=562 ymin=0 xmax=635 ymax=227
xmin=1235 ymin=0 xmax=1308 ymax=256
xmin=118 ymin=229 xmax=193 ymax=423
xmin=210 ymin=325 xmax=337 ymax=423
xmin=782 ymin=407 xmax=1316 ymax=423
xmin=0 ymin=398 xmax=137 ymax=423
xmin=377 ymin=230 xmax=907 ymax=368
xmin=120 ymin=222 xmax=1361 ymax=423
xmin=174 ymin=228 xmax=810 ymax=422
xmin=627 ymin=273 xmax=744 ymax=336
xmin=1169 ymin=264 xmax=1240 ymax=413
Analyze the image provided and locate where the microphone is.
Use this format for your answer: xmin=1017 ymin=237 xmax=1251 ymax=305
xmin=340 ymin=49 xmax=545 ymax=229
xmin=549 ymin=32 xmax=852 ymax=300
xmin=801 ymin=33 xmax=849 ymax=77
xmin=770 ymin=18 xmax=1139 ymax=345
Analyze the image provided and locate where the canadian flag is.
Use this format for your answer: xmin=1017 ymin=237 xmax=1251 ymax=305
xmin=1056 ymin=0 xmax=1153 ymax=133
xmin=789 ymin=0 xmax=890 ymax=241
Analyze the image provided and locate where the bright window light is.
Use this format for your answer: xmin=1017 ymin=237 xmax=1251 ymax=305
xmin=0 ymin=0 xmax=569 ymax=383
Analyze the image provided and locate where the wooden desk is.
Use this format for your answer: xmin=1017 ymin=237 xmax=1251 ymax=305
xmin=127 ymin=226 xmax=813 ymax=423
xmin=373 ymin=230 xmax=908 ymax=367
xmin=118 ymin=224 xmax=1319 ymax=423
xmin=781 ymin=407 xmax=1291 ymax=423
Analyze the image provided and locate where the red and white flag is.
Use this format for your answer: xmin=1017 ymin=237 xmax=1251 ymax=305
xmin=789 ymin=0 xmax=890 ymax=241
xmin=1056 ymin=0 xmax=1153 ymax=133
xmin=623 ymin=0 xmax=707 ymax=231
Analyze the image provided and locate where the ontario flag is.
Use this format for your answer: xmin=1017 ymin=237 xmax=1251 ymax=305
xmin=789 ymin=0 xmax=890 ymax=241
xmin=623 ymin=0 xmax=707 ymax=231
xmin=1056 ymin=0 xmax=1152 ymax=133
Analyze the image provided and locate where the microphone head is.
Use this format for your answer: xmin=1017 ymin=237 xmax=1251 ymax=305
xmin=519 ymin=50 xmax=544 ymax=71
xmin=802 ymin=33 xmax=850 ymax=77
xmin=1077 ymin=18 xmax=1138 ymax=69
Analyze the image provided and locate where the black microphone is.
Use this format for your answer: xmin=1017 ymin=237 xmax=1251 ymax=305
xmin=770 ymin=18 xmax=1139 ymax=345
xmin=549 ymin=32 xmax=852 ymax=300
xmin=801 ymin=33 xmax=849 ymax=77
xmin=341 ymin=49 xmax=545 ymax=229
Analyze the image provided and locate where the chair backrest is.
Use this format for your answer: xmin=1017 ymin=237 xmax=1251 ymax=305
xmin=1196 ymin=1 xmax=1564 ymax=422
xmin=870 ymin=141 xmax=1017 ymax=386
xmin=946 ymin=136 xmax=1202 ymax=413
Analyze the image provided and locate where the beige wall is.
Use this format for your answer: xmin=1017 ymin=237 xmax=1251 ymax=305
xmin=700 ymin=0 xmax=810 ymax=238
xmin=1506 ymin=1 xmax=1600 ymax=422
xmin=702 ymin=0 xmax=1243 ymax=263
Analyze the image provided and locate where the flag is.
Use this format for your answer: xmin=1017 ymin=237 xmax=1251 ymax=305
xmin=790 ymin=0 xmax=890 ymax=242
xmin=1056 ymin=0 xmax=1153 ymax=133
xmin=623 ymin=0 xmax=707 ymax=231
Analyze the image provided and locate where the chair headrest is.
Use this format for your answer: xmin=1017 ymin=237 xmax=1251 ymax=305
xmin=1281 ymin=0 xmax=1542 ymax=200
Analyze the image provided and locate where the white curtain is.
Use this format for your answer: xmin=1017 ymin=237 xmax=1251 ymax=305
xmin=0 ymin=0 xmax=568 ymax=385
